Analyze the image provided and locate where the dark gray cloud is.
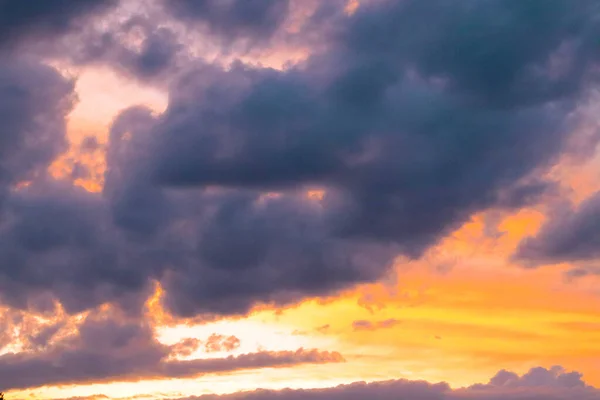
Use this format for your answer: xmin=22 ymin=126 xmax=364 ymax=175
xmin=124 ymin=0 xmax=600 ymax=316
xmin=0 ymin=0 xmax=117 ymax=50
xmin=66 ymin=15 xmax=185 ymax=83
xmin=0 ymin=57 xmax=75 ymax=200
xmin=174 ymin=366 xmax=598 ymax=400
xmin=163 ymin=0 xmax=290 ymax=46
xmin=515 ymin=191 xmax=600 ymax=265
xmin=0 ymin=312 xmax=343 ymax=391
xmin=0 ymin=179 xmax=154 ymax=315
xmin=1 ymin=0 xmax=600 ymax=320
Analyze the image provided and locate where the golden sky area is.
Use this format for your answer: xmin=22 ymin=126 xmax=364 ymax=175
xmin=3 ymin=1 xmax=600 ymax=400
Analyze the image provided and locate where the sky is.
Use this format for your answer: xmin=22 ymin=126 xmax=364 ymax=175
xmin=1 ymin=0 xmax=600 ymax=399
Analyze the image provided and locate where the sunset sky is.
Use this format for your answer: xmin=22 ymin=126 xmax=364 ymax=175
xmin=1 ymin=1 xmax=600 ymax=399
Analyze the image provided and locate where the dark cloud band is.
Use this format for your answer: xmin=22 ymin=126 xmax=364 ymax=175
xmin=1 ymin=0 xmax=600 ymax=319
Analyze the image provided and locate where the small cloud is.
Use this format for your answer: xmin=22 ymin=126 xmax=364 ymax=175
xmin=352 ymin=319 xmax=400 ymax=331
xmin=563 ymin=266 xmax=600 ymax=282
xmin=204 ymin=334 xmax=241 ymax=353
xmin=378 ymin=319 xmax=400 ymax=329
xmin=80 ymin=136 xmax=101 ymax=153
xmin=352 ymin=320 xmax=373 ymax=330
xmin=170 ymin=338 xmax=202 ymax=358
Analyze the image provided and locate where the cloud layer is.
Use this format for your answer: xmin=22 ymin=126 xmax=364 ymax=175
xmin=163 ymin=0 xmax=290 ymax=46
xmin=0 ymin=311 xmax=342 ymax=391
xmin=0 ymin=0 xmax=599 ymax=320
xmin=0 ymin=0 xmax=117 ymax=50
xmin=175 ymin=365 xmax=598 ymax=400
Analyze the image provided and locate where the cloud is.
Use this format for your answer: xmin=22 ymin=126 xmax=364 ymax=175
xmin=515 ymin=191 xmax=600 ymax=265
xmin=352 ymin=319 xmax=400 ymax=331
xmin=18 ymin=365 xmax=600 ymax=400
xmin=169 ymin=338 xmax=202 ymax=358
xmin=0 ymin=179 xmax=153 ymax=314
xmin=163 ymin=0 xmax=291 ymax=46
xmin=0 ymin=0 xmax=117 ymax=50
xmin=169 ymin=334 xmax=242 ymax=355
xmin=0 ymin=312 xmax=343 ymax=391
xmin=173 ymin=366 xmax=598 ymax=400
xmin=204 ymin=334 xmax=241 ymax=353
xmin=2 ymin=0 xmax=600 ymax=320
xmin=0 ymin=308 xmax=22 ymax=350
xmin=64 ymin=14 xmax=185 ymax=83
xmin=162 ymin=348 xmax=344 ymax=379
xmin=0 ymin=58 xmax=75 ymax=193
xmin=473 ymin=365 xmax=587 ymax=389
xmin=24 ymin=321 xmax=66 ymax=350
xmin=110 ymin=0 xmax=600 ymax=317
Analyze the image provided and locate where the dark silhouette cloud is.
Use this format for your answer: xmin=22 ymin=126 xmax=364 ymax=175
xmin=515 ymin=191 xmax=600 ymax=265
xmin=173 ymin=366 xmax=598 ymax=400
xmin=0 ymin=313 xmax=343 ymax=391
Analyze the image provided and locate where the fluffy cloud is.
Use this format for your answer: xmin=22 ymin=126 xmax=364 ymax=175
xmin=169 ymin=334 xmax=241 ymax=356
xmin=100 ymin=0 xmax=600 ymax=317
xmin=2 ymin=0 xmax=600 ymax=320
xmin=0 ymin=180 xmax=151 ymax=314
xmin=0 ymin=312 xmax=342 ymax=391
xmin=204 ymin=334 xmax=241 ymax=353
xmin=163 ymin=0 xmax=290 ymax=46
